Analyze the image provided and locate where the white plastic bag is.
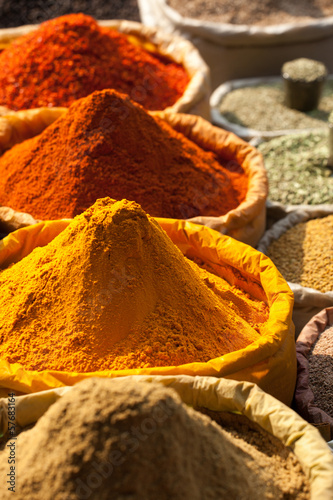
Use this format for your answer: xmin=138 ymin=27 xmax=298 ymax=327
xmin=138 ymin=0 xmax=333 ymax=91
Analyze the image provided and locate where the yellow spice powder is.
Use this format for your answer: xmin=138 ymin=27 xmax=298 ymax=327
xmin=0 ymin=198 xmax=268 ymax=372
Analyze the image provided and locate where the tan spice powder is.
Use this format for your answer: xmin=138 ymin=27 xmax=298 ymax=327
xmin=266 ymin=214 xmax=333 ymax=293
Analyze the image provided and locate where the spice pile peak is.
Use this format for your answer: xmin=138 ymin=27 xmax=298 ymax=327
xmin=0 ymin=197 xmax=262 ymax=372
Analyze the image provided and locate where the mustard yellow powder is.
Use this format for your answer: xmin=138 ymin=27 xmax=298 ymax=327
xmin=0 ymin=198 xmax=267 ymax=372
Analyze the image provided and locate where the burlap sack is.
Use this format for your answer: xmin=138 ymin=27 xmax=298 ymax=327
xmin=0 ymin=19 xmax=211 ymax=120
xmin=294 ymin=307 xmax=333 ymax=440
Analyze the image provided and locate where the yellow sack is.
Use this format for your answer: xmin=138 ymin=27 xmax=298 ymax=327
xmin=0 ymin=375 xmax=332 ymax=499
xmin=0 ymin=19 xmax=211 ymax=120
xmin=0 ymin=109 xmax=268 ymax=247
xmin=0 ymin=217 xmax=296 ymax=405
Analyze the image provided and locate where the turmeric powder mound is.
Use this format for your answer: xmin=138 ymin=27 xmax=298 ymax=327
xmin=0 ymin=89 xmax=248 ymax=221
xmin=0 ymin=198 xmax=266 ymax=373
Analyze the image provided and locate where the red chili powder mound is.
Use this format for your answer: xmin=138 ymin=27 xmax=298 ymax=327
xmin=0 ymin=89 xmax=248 ymax=221
xmin=0 ymin=13 xmax=189 ymax=111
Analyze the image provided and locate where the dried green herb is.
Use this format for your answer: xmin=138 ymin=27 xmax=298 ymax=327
xmin=258 ymin=131 xmax=333 ymax=205
xmin=218 ymin=81 xmax=333 ymax=131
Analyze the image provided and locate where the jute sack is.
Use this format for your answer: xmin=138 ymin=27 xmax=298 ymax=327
xmin=0 ymin=217 xmax=295 ymax=405
xmin=0 ymin=19 xmax=211 ymax=120
xmin=138 ymin=0 xmax=333 ymax=91
xmin=294 ymin=307 xmax=333 ymax=439
xmin=257 ymin=205 xmax=333 ymax=337
xmin=0 ymin=375 xmax=332 ymax=499
xmin=0 ymin=109 xmax=268 ymax=247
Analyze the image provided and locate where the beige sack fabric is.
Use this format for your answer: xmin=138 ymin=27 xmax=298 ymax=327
xmin=0 ymin=375 xmax=332 ymax=499
xmin=0 ymin=109 xmax=268 ymax=247
xmin=257 ymin=205 xmax=333 ymax=337
xmin=294 ymin=307 xmax=333 ymax=438
xmin=0 ymin=206 xmax=38 ymax=235
xmin=0 ymin=19 xmax=211 ymax=120
xmin=138 ymin=0 xmax=333 ymax=91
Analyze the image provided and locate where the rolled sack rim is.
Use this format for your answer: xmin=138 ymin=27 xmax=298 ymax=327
xmin=294 ymin=307 xmax=333 ymax=432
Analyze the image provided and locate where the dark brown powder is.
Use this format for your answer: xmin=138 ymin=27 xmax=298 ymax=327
xmin=309 ymin=324 xmax=333 ymax=418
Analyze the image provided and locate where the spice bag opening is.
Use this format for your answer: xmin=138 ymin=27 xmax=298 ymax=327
xmin=210 ymin=75 xmax=333 ymax=142
xmin=256 ymin=205 xmax=333 ymax=337
xmin=294 ymin=307 xmax=333 ymax=439
xmin=0 ymin=214 xmax=295 ymax=405
xmin=0 ymin=17 xmax=211 ymax=120
xmin=0 ymin=105 xmax=268 ymax=247
xmin=138 ymin=0 xmax=333 ymax=91
xmin=1 ymin=375 xmax=332 ymax=500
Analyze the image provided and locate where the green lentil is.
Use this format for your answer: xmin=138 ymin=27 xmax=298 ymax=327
xmin=258 ymin=131 xmax=333 ymax=205
xmin=218 ymin=81 xmax=333 ymax=131
xmin=266 ymin=215 xmax=333 ymax=293
xmin=282 ymin=58 xmax=327 ymax=82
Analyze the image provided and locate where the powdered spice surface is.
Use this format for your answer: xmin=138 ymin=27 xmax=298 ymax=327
xmin=0 ymin=13 xmax=189 ymax=111
xmin=0 ymin=89 xmax=248 ymax=221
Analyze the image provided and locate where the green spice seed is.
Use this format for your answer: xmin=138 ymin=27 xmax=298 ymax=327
xmin=218 ymin=81 xmax=333 ymax=131
xmin=282 ymin=58 xmax=327 ymax=82
xmin=258 ymin=131 xmax=333 ymax=205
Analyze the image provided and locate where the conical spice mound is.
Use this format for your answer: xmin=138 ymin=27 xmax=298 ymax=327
xmin=0 ymin=198 xmax=264 ymax=372
xmin=0 ymin=89 xmax=248 ymax=221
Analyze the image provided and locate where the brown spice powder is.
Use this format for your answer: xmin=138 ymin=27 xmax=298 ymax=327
xmin=266 ymin=214 xmax=333 ymax=293
xmin=308 ymin=324 xmax=333 ymax=418
xmin=0 ymin=378 xmax=311 ymax=499
xmin=167 ymin=0 xmax=333 ymax=26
